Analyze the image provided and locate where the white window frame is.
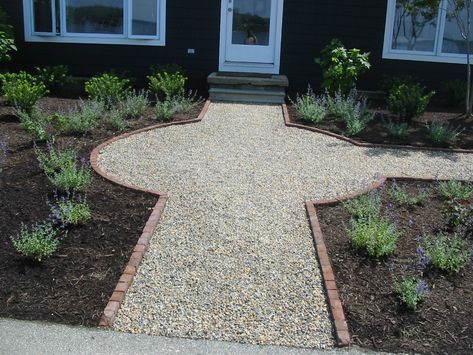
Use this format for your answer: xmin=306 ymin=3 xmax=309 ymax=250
xmin=383 ymin=0 xmax=471 ymax=64
xmin=23 ymin=0 xmax=166 ymax=46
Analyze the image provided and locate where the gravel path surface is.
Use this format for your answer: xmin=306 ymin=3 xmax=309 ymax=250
xmin=97 ymin=103 xmax=473 ymax=349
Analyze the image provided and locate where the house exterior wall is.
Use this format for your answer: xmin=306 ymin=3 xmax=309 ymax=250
xmin=4 ymin=0 xmax=465 ymax=92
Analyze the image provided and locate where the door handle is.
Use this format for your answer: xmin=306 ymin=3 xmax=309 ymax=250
xmin=228 ymin=7 xmax=233 ymax=12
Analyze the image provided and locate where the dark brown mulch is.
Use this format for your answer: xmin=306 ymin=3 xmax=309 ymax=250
xmin=288 ymin=105 xmax=473 ymax=150
xmin=316 ymin=181 xmax=473 ymax=354
xmin=0 ymin=96 xmax=203 ymax=326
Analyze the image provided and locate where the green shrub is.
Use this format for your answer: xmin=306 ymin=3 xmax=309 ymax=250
xmin=0 ymin=72 xmax=48 ymax=112
xmin=36 ymin=143 xmax=76 ymax=176
xmin=16 ymin=108 xmax=53 ymax=141
xmin=348 ymin=216 xmax=399 ymax=258
xmin=155 ymin=93 xmax=201 ymax=121
xmin=54 ymin=100 xmax=105 ymax=135
xmin=384 ymin=120 xmax=409 ymax=140
xmin=49 ymin=163 xmax=92 ymax=193
xmin=0 ymin=6 xmax=16 ymax=62
xmin=394 ymin=277 xmax=429 ymax=310
xmin=387 ymin=182 xmax=428 ymax=206
xmin=120 ymin=90 xmax=149 ymax=119
xmin=423 ymin=233 xmax=471 ymax=274
xmin=11 ymin=222 xmax=59 ymax=262
xmin=35 ymin=65 xmax=71 ymax=92
xmin=155 ymin=99 xmax=176 ymax=121
xmin=292 ymin=89 xmax=327 ymax=123
xmin=343 ymin=193 xmax=381 ymax=221
xmin=315 ymin=39 xmax=370 ymax=95
xmin=380 ymin=75 xmax=417 ymax=95
xmin=148 ymin=71 xmax=187 ymax=100
xmin=150 ymin=63 xmax=184 ymax=77
xmin=105 ymin=108 xmax=129 ymax=131
xmin=85 ymin=73 xmax=130 ymax=109
xmin=326 ymin=90 xmax=373 ymax=136
xmin=386 ymin=83 xmax=435 ymax=121
xmin=441 ymin=80 xmax=466 ymax=108
xmin=52 ymin=197 xmax=91 ymax=226
xmin=438 ymin=179 xmax=473 ymax=200
xmin=426 ymin=121 xmax=462 ymax=146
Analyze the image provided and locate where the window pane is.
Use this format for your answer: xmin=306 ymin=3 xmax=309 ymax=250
xmin=391 ymin=0 xmax=438 ymax=52
xmin=132 ymin=0 xmax=157 ymax=36
xmin=442 ymin=2 xmax=473 ymax=54
xmin=33 ymin=0 xmax=53 ymax=33
xmin=66 ymin=0 xmax=124 ymax=34
xmin=232 ymin=0 xmax=271 ymax=46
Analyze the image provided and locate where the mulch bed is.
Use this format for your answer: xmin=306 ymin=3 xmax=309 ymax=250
xmin=288 ymin=104 xmax=473 ymax=150
xmin=316 ymin=180 xmax=473 ymax=354
xmin=0 ymin=96 xmax=203 ymax=326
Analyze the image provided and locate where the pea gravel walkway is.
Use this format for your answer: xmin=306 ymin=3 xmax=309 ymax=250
xmin=97 ymin=103 xmax=473 ymax=349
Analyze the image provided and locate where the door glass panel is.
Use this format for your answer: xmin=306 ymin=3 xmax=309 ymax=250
xmin=66 ymin=0 xmax=124 ymax=34
xmin=132 ymin=0 xmax=158 ymax=36
xmin=33 ymin=0 xmax=53 ymax=33
xmin=232 ymin=0 xmax=271 ymax=46
xmin=442 ymin=2 xmax=473 ymax=54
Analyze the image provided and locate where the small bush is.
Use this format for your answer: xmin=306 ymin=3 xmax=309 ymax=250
xmin=387 ymin=182 xmax=428 ymax=206
xmin=148 ymin=71 xmax=187 ymax=100
xmin=343 ymin=192 xmax=381 ymax=221
xmin=17 ymin=108 xmax=53 ymax=141
xmin=36 ymin=142 xmax=76 ymax=176
xmin=441 ymin=80 xmax=466 ymax=108
xmin=292 ymin=89 xmax=327 ymax=123
xmin=105 ymin=108 xmax=129 ymax=131
xmin=380 ymin=75 xmax=417 ymax=95
xmin=348 ymin=216 xmax=399 ymax=258
xmin=155 ymin=93 xmax=201 ymax=121
xmin=155 ymin=99 xmax=176 ymax=121
xmin=54 ymin=100 xmax=105 ymax=135
xmin=49 ymin=162 xmax=92 ymax=193
xmin=11 ymin=222 xmax=59 ymax=262
xmin=423 ymin=233 xmax=471 ymax=274
xmin=386 ymin=83 xmax=435 ymax=121
xmin=426 ymin=121 xmax=462 ymax=146
xmin=85 ymin=73 xmax=130 ymax=109
xmin=0 ymin=71 xmax=48 ymax=112
xmin=444 ymin=199 xmax=473 ymax=230
xmin=35 ymin=65 xmax=71 ymax=92
xmin=120 ymin=90 xmax=149 ymax=119
xmin=438 ymin=179 xmax=473 ymax=200
xmin=384 ymin=120 xmax=409 ymax=140
xmin=51 ymin=196 xmax=91 ymax=226
xmin=0 ymin=31 xmax=16 ymax=63
xmin=394 ymin=277 xmax=429 ymax=310
xmin=315 ymin=39 xmax=370 ymax=95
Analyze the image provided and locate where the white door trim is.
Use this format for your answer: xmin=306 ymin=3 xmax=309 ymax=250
xmin=218 ymin=0 xmax=284 ymax=74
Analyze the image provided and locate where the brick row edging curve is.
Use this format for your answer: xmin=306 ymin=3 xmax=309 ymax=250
xmin=306 ymin=175 xmax=465 ymax=347
xmin=282 ymin=104 xmax=473 ymax=154
xmin=89 ymin=100 xmax=211 ymax=327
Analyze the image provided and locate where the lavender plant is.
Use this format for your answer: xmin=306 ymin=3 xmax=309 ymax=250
xmin=387 ymin=180 xmax=428 ymax=206
xmin=53 ymin=100 xmax=105 ymax=135
xmin=427 ymin=121 xmax=463 ymax=146
xmin=50 ymin=195 xmax=91 ymax=226
xmin=11 ymin=222 xmax=59 ymax=262
xmin=36 ymin=142 xmax=76 ymax=176
xmin=16 ymin=108 xmax=53 ymax=141
xmin=343 ymin=191 xmax=381 ymax=220
xmin=120 ymin=90 xmax=149 ymax=119
xmin=291 ymin=87 xmax=327 ymax=123
xmin=384 ymin=120 xmax=409 ymax=140
xmin=50 ymin=159 xmax=92 ymax=193
xmin=104 ymin=108 xmax=129 ymax=131
xmin=438 ymin=179 xmax=473 ymax=200
xmin=422 ymin=232 xmax=471 ymax=274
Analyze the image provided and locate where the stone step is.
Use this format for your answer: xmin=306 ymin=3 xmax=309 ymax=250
xmin=207 ymin=72 xmax=288 ymax=104
xmin=209 ymin=87 xmax=286 ymax=104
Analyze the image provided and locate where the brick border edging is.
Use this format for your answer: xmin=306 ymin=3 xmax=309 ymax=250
xmin=89 ymin=100 xmax=211 ymax=327
xmin=305 ymin=174 xmax=466 ymax=347
xmin=281 ymin=104 xmax=473 ymax=154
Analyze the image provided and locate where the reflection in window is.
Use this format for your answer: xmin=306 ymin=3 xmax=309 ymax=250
xmin=442 ymin=2 xmax=473 ymax=54
xmin=66 ymin=0 xmax=124 ymax=34
xmin=391 ymin=0 xmax=438 ymax=52
xmin=232 ymin=0 xmax=271 ymax=46
xmin=132 ymin=0 xmax=158 ymax=36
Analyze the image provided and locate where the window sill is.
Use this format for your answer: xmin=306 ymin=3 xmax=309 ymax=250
xmin=382 ymin=51 xmax=468 ymax=65
xmin=25 ymin=34 xmax=165 ymax=47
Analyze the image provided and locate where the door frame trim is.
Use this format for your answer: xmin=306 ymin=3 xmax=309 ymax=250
xmin=218 ymin=0 xmax=284 ymax=74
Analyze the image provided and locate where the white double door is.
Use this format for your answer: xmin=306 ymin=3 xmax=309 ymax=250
xmin=219 ymin=0 xmax=284 ymax=73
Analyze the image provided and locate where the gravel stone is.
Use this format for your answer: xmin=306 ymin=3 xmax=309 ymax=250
xmin=97 ymin=103 xmax=473 ymax=349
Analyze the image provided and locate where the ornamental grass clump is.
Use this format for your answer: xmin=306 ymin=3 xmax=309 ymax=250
xmin=422 ymin=233 xmax=471 ymax=274
xmin=438 ymin=179 xmax=473 ymax=200
xmin=426 ymin=121 xmax=462 ymax=146
xmin=85 ymin=73 xmax=130 ymax=109
xmin=11 ymin=222 xmax=59 ymax=262
xmin=386 ymin=83 xmax=435 ymax=121
xmin=291 ymin=87 xmax=327 ymax=123
xmin=0 ymin=71 xmax=48 ymax=112
xmin=16 ymin=107 xmax=53 ymax=141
